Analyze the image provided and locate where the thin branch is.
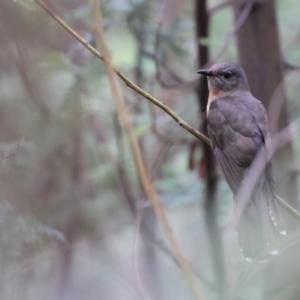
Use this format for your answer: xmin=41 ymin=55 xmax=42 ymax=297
xmin=91 ymin=1 xmax=209 ymax=299
xmin=284 ymin=61 xmax=300 ymax=71
xmin=0 ymin=136 xmax=24 ymax=162
xmin=148 ymin=103 xmax=191 ymax=144
xmin=34 ymin=0 xmax=211 ymax=147
xmin=208 ymin=0 xmax=255 ymax=64
xmin=277 ymin=195 xmax=300 ymax=220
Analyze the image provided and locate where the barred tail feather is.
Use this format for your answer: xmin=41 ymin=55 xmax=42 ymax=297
xmin=235 ymin=179 xmax=296 ymax=259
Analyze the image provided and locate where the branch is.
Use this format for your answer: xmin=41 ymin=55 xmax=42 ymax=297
xmin=34 ymin=0 xmax=211 ymax=147
xmin=284 ymin=61 xmax=300 ymax=71
xmin=277 ymin=195 xmax=300 ymax=221
xmin=148 ymin=103 xmax=191 ymax=145
xmin=0 ymin=136 xmax=24 ymax=162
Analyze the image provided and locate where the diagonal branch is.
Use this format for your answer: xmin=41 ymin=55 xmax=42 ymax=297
xmin=34 ymin=0 xmax=211 ymax=147
xmin=0 ymin=136 xmax=24 ymax=162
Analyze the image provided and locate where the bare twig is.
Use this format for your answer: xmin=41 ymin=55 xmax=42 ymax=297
xmin=34 ymin=0 xmax=210 ymax=146
xmin=0 ymin=136 xmax=24 ymax=162
xmin=284 ymin=61 xmax=300 ymax=71
xmin=148 ymin=103 xmax=191 ymax=144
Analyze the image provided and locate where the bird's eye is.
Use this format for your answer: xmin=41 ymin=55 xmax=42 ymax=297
xmin=223 ymin=71 xmax=231 ymax=79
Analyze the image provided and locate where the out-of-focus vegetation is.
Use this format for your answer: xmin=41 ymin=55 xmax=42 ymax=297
xmin=1 ymin=0 xmax=300 ymax=299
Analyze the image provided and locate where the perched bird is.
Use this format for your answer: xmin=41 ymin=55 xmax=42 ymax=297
xmin=197 ymin=62 xmax=289 ymax=258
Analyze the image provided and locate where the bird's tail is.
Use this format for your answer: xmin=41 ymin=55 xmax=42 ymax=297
xmin=235 ymin=175 xmax=296 ymax=259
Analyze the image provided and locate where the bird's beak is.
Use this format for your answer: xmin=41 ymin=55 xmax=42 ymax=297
xmin=197 ymin=69 xmax=213 ymax=76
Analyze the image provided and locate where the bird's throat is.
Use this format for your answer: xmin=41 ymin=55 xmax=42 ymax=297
xmin=207 ymin=86 xmax=230 ymax=113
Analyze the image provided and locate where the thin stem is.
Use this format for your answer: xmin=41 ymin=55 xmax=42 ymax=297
xmin=34 ymin=0 xmax=210 ymax=146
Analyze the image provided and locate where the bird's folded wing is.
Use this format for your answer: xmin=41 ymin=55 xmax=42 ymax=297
xmin=208 ymin=98 xmax=257 ymax=194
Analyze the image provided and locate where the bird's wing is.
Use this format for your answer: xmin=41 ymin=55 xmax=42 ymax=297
xmin=207 ymin=95 xmax=263 ymax=194
xmin=208 ymin=95 xmax=293 ymax=258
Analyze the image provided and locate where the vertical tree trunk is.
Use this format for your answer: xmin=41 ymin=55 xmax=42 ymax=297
xmin=233 ymin=0 xmax=298 ymax=208
xmin=195 ymin=2 xmax=228 ymax=299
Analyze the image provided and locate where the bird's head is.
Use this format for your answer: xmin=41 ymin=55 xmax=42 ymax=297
xmin=197 ymin=62 xmax=249 ymax=95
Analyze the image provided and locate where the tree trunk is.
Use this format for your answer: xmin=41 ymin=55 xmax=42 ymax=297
xmin=195 ymin=1 xmax=228 ymax=299
xmin=233 ymin=0 xmax=298 ymax=208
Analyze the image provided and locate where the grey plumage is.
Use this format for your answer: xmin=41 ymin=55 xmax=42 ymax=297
xmin=198 ymin=62 xmax=289 ymax=258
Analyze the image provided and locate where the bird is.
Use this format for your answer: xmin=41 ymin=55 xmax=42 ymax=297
xmin=197 ymin=62 xmax=290 ymax=258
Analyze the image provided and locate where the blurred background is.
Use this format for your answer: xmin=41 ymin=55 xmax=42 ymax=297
xmin=1 ymin=0 xmax=300 ymax=299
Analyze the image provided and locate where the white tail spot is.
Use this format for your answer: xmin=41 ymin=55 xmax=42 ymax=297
xmin=271 ymin=250 xmax=279 ymax=255
xmin=280 ymin=230 xmax=287 ymax=236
